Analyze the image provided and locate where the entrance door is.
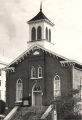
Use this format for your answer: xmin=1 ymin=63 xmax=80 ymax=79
xmin=35 ymin=92 xmax=42 ymax=106
xmin=32 ymin=82 xmax=42 ymax=106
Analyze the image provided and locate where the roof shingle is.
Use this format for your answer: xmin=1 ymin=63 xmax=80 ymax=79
xmin=28 ymin=11 xmax=54 ymax=26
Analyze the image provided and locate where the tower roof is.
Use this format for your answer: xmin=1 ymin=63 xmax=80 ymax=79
xmin=28 ymin=10 xmax=54 ymax=26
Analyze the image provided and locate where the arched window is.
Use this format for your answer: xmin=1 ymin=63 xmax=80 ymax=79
xmin=46 ymin=27 xmax=48 ymax=40
xmin=31 ymin=66 xmax=36 ymax=78
xmin=54 ymin=75 xmax=61 ymax=98
xmin=38 ymin=66 xmax=42 ymax=78
xmin=31 ymin=27 xmax=36 ymax=41
xmin=37 ymin=26 xmax=42 ymax=40
xmin=33 ymin=83 xmax=42 ymax=92
xmin=49 ymin=29 xmax=51 ymax=42
xmin=16 ymin=79 xmax=23 ymax=102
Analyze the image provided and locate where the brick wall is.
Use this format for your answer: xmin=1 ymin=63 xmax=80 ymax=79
xmin=45 ymin=53 xmax=72 ymax=104
xmin=6 ymin=49 xmax=72 ymax=111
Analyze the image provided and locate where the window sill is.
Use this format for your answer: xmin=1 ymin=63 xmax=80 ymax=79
xmin=30 ymin=77 xmax=43 ymax=80
xmin=37 ymin=77 xmax=43 ymax=79
xmin=30 ymin=77 xmax=37 ymax=79
xmin=15 ymin=101 xmax=23 ymax=106
xmin=15 ymin=101 xmax=22 ymax=103
xmin=33 ymin=90 xmax=42 ymax=93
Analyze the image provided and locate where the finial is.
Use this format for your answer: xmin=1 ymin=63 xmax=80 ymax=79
xmin=40 ymin=1 xmax=42 ymax=12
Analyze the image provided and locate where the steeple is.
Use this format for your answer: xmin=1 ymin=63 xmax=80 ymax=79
xmin=40 ymin=1 xmax=42 ymax=12
xmin=27 ymin=2 xmax=55 ymax=47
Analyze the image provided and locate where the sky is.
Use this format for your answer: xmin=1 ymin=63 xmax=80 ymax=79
xmin=0 ymin=0 xmax=82 ymax=63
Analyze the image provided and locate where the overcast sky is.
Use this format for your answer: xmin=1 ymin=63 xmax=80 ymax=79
xmin=0 ymin=0 xmax=82 ymax=62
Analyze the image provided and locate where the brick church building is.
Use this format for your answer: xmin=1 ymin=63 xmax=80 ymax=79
xmin=4 ymin=3 xmax=82 ymax=120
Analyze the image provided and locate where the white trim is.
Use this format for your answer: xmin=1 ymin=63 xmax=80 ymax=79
xmin=37 ymin=77 xmax=43 ymax=79
xmin=49 ymin=29 xmax=51 ymax=41
xmin=33 ymin=90 xmax=42 ymax=93
xmin=32 ymin=83 xmax=36 ymax=106
xmin=46 ymin=27 xmax=48 ymax=40
xmin=27 ymin=39 xmax=54 ymax=45
xmin=31 ymin=27 xmax=36 ymax=41
xmin=54 ymin=75 xmax=61 ymax=98
xmin=74 ymin=66 xmax=82 ymax=71
xmin=32 ymin=82 xmax=42 ymax=106
xmin=28 ymin=19 xmax=54 ymax=27
xmin=30 ymin=77 xmax=43 ymax=80
xmin=3 ymin=44 xmax=82 ymax=70
xmin=38 ymin=66 xmax=43 ymax=78
xmin=16 ymin=79 xmax=23 ymax=102
xmin=0 ymin=115 xmax=5 ymax=117
xmin=54 ymin=75 xmax=60 ymax=80
xmin=1 ymin=67 xmax=15 ymax=71
xmin=30 ymin=77 xmax=37 ymax=79
xmin=41 ymin=105 xmax=53 ymax=119
xmin=31 ymin=66 xmax=36 ymax=78
xmin=15 ymin=100 xmax=22 ymax=103
xmin=4 ymin=106 xmax=18 ymax=120
xmin=37 ymin=26 xmax=42 ymax=40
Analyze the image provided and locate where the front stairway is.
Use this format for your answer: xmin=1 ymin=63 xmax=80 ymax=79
xmin=4 ymin=106 xmax=19 ymax=120
xmin=4 ymin=105 xmax=55 ymax=120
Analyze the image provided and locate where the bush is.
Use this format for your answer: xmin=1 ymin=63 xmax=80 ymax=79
xmin=52 ymin=89 xmax=82 ymax=120
xmin=0 ymin=100 xmax=5 ymax=114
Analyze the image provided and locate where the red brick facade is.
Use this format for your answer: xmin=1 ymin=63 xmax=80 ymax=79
xmin=6 ymin=48 xmax=73 ymax=111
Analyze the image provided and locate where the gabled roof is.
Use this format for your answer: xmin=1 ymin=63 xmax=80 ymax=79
xmin=2 ymin=44 xmax=82 ymax=70
xmin=28 ymin=11 xmax=50 ymax=22
xmin=28 ymin=10 xmax=54 ymax=26
xmin=5 ymin=44 xmax=69 ymax=68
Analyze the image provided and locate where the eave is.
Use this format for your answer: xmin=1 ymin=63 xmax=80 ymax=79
xmin=2 ymin=67 xmax=15 ymax=72
xmin=60 ymin=60 xmax=82 ymax=69
xmin=3 ymin=44 xmax=82 ymax=70
xmin=6 ymin=45 xmax=68 ymax=67
xmin=28 ymin=19 xmax=55 ymax=27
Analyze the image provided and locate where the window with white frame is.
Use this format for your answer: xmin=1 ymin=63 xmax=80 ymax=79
xmin=38 ymin=66 xmax=42 ymax=78
xmin=31 ymin=27 xmax=36 ymax=41
xmin=46 ymin=27 xmax=48 ymax=40
xmin=31 ymin=66 xmax=36 ymax=78
xmin=16 ymin=79 xmax=23 ymax=102
xmin=54 ymin=75 xmax=61 ymax=98
xmin=37 ymin=26 xmax=42 ymax=40
xmin=49 ymin=29 xmax=51 ymax=42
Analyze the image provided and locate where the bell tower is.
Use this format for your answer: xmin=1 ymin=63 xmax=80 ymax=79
xmin=27 ymin=3 xmax=55 ymax=51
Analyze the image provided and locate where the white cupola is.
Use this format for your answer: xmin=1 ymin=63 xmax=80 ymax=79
xmin=27 ymin=3 xmax=55 ymax=51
